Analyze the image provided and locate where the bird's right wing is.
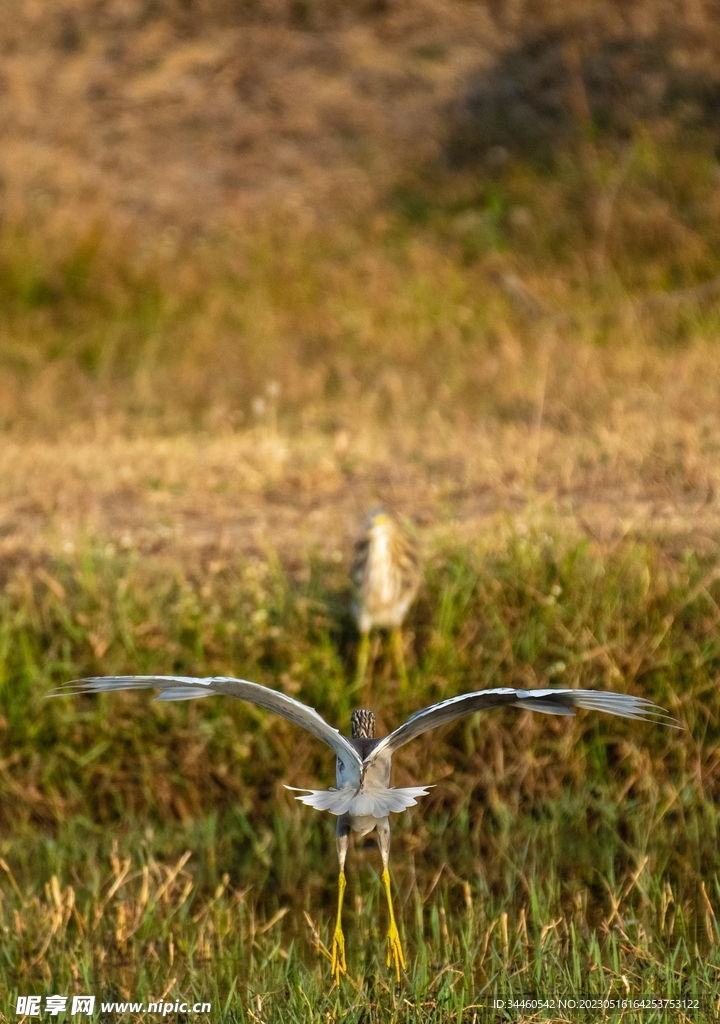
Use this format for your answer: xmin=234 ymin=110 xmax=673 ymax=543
xmin=53 ymin=675 xmax=363 ymax=778
xmin=365 ymin=686 xmax=678 ymax=765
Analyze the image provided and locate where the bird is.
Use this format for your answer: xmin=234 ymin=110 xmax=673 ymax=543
xmin=52 ymin=674 xmax=677 ymax=985
xmin=350 ymin=509 xmax=421 ymax=693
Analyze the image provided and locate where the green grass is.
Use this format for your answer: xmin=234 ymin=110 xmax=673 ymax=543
xmin=2 ymin=819 xmax=719 ymax=1022
xmin=1 ymin=530 xmax=720 ymax=1019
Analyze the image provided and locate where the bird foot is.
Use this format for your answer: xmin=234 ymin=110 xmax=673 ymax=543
xmin=385 ymin=917 xmax=406 ymax=983
xmin=330 ymin=870 xmax=347 ymax=986
xmin=330 ymin=925 xmax=346 ymax=986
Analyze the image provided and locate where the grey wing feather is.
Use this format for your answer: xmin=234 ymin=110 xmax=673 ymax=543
xmin=350 ymin=536 xmax=370 ymax=592
xmin=155 ymin=686 xmax=213 ymax=701
xmin=53 ymin=675 xmax=363 ymax=776
xmin=366 ymin=686 xmax=678 ymax=764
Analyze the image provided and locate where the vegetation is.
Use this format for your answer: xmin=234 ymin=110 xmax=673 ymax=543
xmin=2 ymin=2 xmax=720 ymax=1019
xmin=3 ymin=134 xmax=720 ymax=436
xmin=1 ymin=534 xmax=720 ymax=1018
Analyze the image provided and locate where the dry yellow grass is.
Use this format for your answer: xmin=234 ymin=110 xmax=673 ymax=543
xmin=2 ymin=0 xmax=719 ymax=232
xmin=0 ymin=0 xmax=502 ymax=231
xmin=1 ymin=330 xmax=719 ymax=576
xmin=2 ymin=1 xmax=720 ymax=462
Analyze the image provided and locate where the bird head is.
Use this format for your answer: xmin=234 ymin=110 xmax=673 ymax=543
xmin=365 ymin=508 xmax=390 ymax=531
xmin=351 ymin=709 xmax=376 ymax=739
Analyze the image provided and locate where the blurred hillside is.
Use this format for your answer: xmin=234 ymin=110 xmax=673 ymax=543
xmin=1 ymin=0 xmax=509 ymax=232
xmin=1 ymin=0 xmax=719 ymax=229
xmin=0 ymin=0 xmax=719 ymax=445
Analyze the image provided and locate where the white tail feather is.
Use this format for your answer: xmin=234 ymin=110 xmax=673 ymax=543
xmin=285 ymin=785 xmax=432 ymax=817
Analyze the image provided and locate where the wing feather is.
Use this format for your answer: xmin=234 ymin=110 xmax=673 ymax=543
xmin=52 ymin=675 xmax=363 ymax=776
xmin=365 ymin=686 xmax=678 ymax=765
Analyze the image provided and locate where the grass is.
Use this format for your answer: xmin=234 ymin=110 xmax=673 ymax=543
xmin=1 ymin=531 xmax=720 ymax=1019
xmin=2 ymin=824 xmax=719 ymax=1022
xmin=2 ymin=129 xmax=720 ymax=437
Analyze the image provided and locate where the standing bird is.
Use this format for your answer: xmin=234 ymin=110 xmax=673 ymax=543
xmin=53 ymin=675 xmax=677 ymax=985
xmin=350 ymin=509 xmax=421 ymax=692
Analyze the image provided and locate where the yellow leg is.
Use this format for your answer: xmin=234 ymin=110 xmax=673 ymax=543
xmin=355 ymin=632 xmax=370 ymax=690
xmin=391 ymin=627 xmax=409 ymax=693
xmin=381 ymin=867 xmax=406 ymax=982
xmin=330 ymin=871 xmax=347 ymax=986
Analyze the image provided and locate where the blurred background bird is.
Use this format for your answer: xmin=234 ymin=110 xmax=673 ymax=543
xmin=350 ymin=509 xmax=421 ymax=693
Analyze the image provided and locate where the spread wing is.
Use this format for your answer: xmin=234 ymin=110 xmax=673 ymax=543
xmin=365 ymin=687 xmax=678 ymax=766
xmin=53 ymin=675 xmax=363 ymax=779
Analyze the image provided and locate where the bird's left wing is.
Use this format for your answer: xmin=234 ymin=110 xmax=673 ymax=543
xmin=53 ymin=675 xmax=363 ymax=774
xmin=365 ymin=686 xmax=678 ymax=764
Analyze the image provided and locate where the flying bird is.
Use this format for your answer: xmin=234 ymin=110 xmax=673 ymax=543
xmin=53 ymin=675 xmax=677 ymax=984
xmin=350 ymin=509 xmax=421 ymax=692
